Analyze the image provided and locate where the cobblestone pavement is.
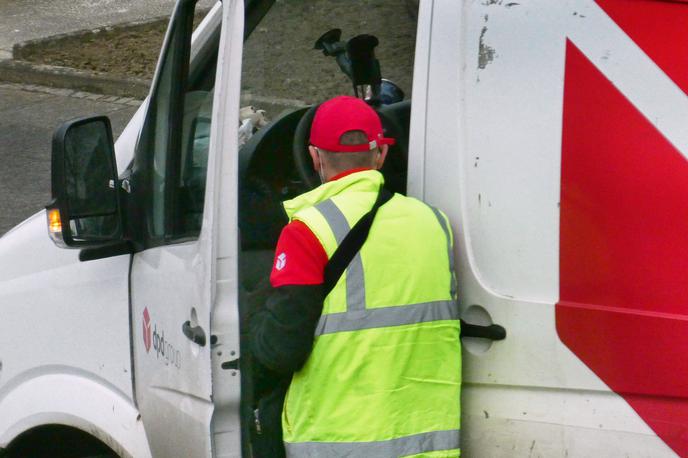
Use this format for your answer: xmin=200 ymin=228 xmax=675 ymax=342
xmin=0 ymin=82 xmax=138 ymax=236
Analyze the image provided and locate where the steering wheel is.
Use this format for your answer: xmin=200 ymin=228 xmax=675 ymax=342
xmin=292 ymin=101 xmax=410 ymax=193
xmin=292 ymin=104 xmax=320 ymax=189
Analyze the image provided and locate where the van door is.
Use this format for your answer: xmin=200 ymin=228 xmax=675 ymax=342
xmin=128 ymin=1 xmax=223 ymax=456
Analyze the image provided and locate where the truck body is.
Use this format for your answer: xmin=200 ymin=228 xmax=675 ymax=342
xmin=0 ymin=0 xmax=686 ymax=457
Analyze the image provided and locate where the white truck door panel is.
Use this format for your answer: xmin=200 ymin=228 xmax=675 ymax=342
xmin=129 ymin=1 xmax=223 ymax=456
xmin=132 ymin=244 xmax=213 ymax=458
xmin=409 ymin=0 xmax=680 ymax=456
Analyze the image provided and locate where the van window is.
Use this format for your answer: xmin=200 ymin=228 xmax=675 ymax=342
xmin=134 ymin=1 xmax=218 ymax=245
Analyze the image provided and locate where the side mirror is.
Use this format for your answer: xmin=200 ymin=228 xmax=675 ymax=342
xmin=46 ymin=116 xmax=123 ymax=248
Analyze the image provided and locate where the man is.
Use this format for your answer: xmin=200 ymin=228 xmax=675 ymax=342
xmin=250 ymin=95 xmax=462 ymax=457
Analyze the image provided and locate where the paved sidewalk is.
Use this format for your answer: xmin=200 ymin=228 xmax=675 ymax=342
xmin=0 ymin=0 xmax=177 ymax=60
xmin=0 ymin=82 xmax=139 ymax=236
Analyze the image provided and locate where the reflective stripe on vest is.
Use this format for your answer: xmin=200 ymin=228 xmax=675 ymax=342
xmin=430 ymin=206 xmax=458 ymax=298
xmin=314 ymin=198 xmax=459 ymax=336
xmin=315 ymin=299 xmax=459 ymax=336
xmin=285 ymin=429 xmax=460 ymax=458
xmin=315 ymin=199 xmax=367 ymax=311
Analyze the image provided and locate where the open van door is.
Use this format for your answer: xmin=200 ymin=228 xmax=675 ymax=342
xmin=128 ymin=1 xmax=242 ymax=456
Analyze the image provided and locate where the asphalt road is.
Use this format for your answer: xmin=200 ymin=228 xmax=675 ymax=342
xmin=0 ymin=83 xmax=137 ymax=236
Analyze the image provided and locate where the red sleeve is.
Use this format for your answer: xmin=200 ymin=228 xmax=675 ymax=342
xmin=270 ymin=220 xmax=328 ymax=287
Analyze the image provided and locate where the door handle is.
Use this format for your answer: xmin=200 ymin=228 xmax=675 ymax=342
xmin=221 ymin=358 xmax=240 ymax=370
xmin=460 ymin=320 xmax=507 ymax=341
xmin=182 ymin=321 xmax=207 ymax=347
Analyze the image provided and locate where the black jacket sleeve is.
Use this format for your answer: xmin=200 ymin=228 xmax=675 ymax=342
xmin=249 ymin=284 xmax=324 ymax=374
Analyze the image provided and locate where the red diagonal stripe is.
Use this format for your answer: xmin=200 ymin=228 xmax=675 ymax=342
xmin=558 ymin=40 xmax=688 ymax=457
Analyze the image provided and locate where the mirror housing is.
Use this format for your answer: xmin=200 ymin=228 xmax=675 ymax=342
xmin=46 ymin=116 xmax=124 ymax=249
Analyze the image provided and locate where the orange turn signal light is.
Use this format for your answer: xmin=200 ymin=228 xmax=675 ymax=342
xmin=48 ymin=208 xmax=62 ymax=234
xmin=46 ymin=208 xmax=67 ymax=247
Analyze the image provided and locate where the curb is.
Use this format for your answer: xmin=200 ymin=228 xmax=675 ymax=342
xmin=0 ymin=59 xmax=151 ymax=99
xmin=0 ymin=81 xmax=145 ymax=107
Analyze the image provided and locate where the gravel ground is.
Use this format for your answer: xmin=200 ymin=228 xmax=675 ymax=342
xmin=241 ymin=0 xmax=418 ymax=103
xmin=16 ymin=21 xmax=168 ymax=79
xmin=16 ymin=0 xmax=418 ymax=103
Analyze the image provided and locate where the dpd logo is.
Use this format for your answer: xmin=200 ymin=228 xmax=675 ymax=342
xmin=142 ymin=307 xmax=152 ymax=353
xmin=141 ymin=307 xmax=182 ymax=368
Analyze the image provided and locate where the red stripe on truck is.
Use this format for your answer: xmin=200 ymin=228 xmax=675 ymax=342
xmin=558 ymin=40 xmax=688 ymax=457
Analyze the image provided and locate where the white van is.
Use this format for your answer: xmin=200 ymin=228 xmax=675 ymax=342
xmin=1 ymin=0 xmax=686 ymax=457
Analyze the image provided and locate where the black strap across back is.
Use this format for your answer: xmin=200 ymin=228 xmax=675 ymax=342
xmin=322 ymin=187 xmax=393 ymax=297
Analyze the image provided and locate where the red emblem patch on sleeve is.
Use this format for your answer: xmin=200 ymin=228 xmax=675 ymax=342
xmin=270 ymin=221 xmax=329 ymax=287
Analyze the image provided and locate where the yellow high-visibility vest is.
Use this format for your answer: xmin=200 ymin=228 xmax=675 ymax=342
xmin=282 ymin=170 xmax=461 ymax=458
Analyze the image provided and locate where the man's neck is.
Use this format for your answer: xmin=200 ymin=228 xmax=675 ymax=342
xmin=327 ymin=167 xmax=373 ymax=182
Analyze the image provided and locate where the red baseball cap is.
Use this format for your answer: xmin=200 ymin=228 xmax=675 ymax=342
xmin=309 ymin=96 xmax=396 ymax=153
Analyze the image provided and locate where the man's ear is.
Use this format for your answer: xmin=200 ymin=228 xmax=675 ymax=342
xmin=375 ymin=145 xmax=389 ymax=169
xmin=308 ymin=146 xmax=321 ymax=172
